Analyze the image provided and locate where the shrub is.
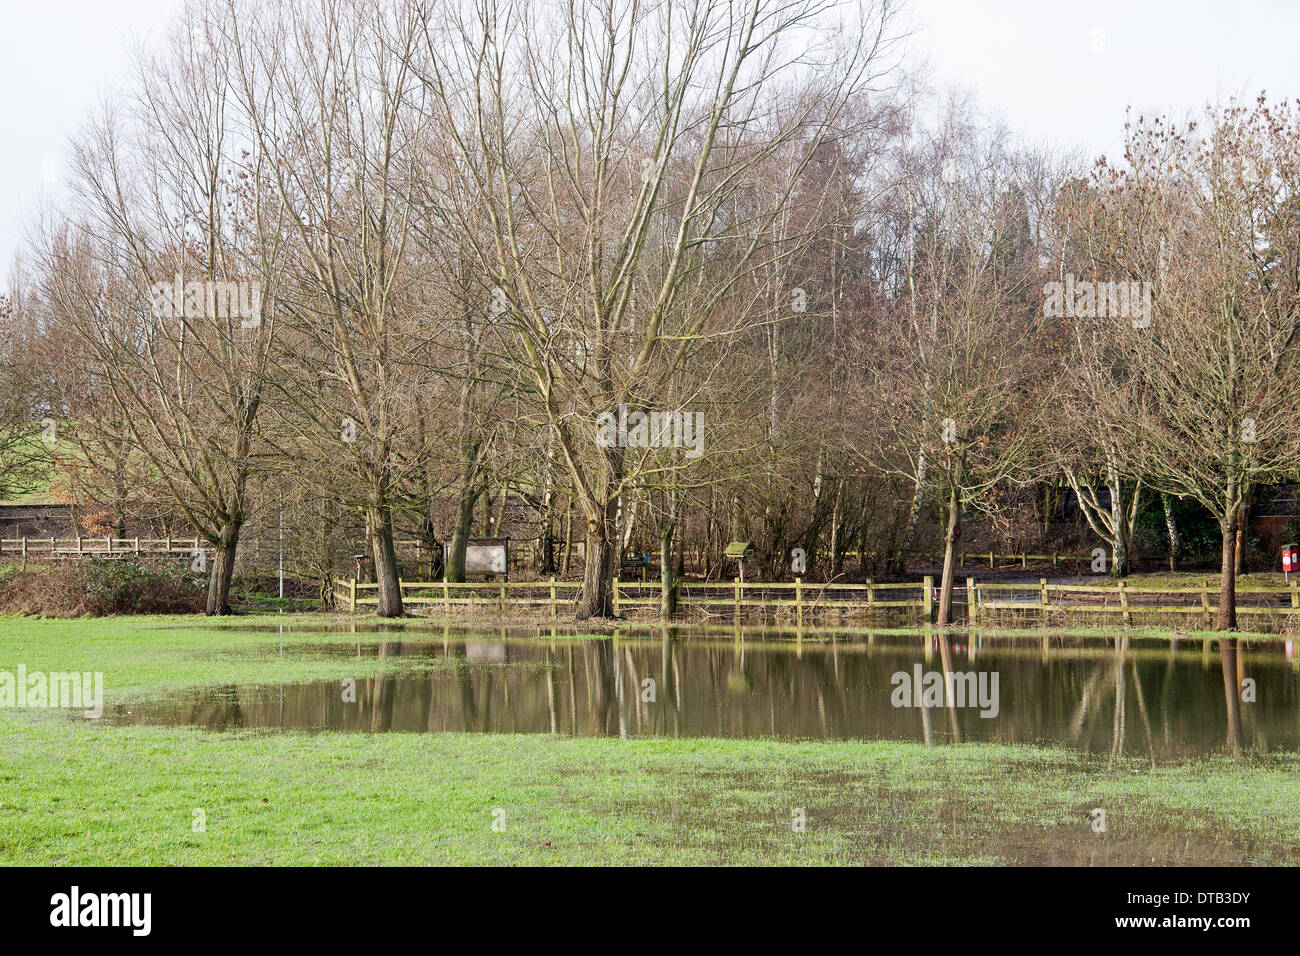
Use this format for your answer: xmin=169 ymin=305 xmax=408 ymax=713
xmin=0 ymin=557 xmax=205 ymax=617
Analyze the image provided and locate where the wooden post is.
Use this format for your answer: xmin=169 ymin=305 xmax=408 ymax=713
xmin=1118 ymin=579 xmax=1131 ymax=626
xmin=443 ymin=575 xmax=449 ymax=615
xmin=76 ymin=535 xmax=82 ymax=554
xmin=966 ymin=576 xmax=978 ymax=624
xmin=989 ymin=551 xmax=994 ymax=569
xmin=1052 ymin=551 xmax=1059 ymax=570
xmin=105 ymin=537 xmax=112 ymax=554
xmin=21 ymin=537 xmax=26 ymax=559
xmin=734 ymin=576 xmax=741 ymax=618
xmin=865 ymin=577 xmax=874 ymax=605
xmin=550 ymin=576 xmax=557 ymax=620
xmin=1021 ymin=553 xmax=1028 ymax=569
xmin=1201 ymin=580 xmax=1212 ymax=625
xmin=613 ymin=576 xmax=622 ymax=616
xmin=133 ymin=536 xmax=140 ymax=555
xmin=349 ymin=577 xmax=357 ymax=612
xmin=1040 ymin=576 xmax=1049 ymax=624
xmin=1291 ymin=578 xmax=1298 ymax=610
xmin=923 ymin=574 xmax=934 ymax=623
xmin=795 ymin=576 xmax=803 ymax=627
xmin=165 ymin=535 xmax=171 ymax=552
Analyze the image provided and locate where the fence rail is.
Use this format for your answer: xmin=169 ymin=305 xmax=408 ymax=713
xmin=968 ymin=576 xmax=1300 ymax=626
xmin=333 ymin=573 xmax=1300 ymax=627
xmin=0 ymin=536 xmax=208 ymax=558
xmin=333 ymin=575 xmax=936 ymax=621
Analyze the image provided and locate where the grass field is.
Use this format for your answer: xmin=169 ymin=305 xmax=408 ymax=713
xmin=1 ymin=614 xmax=1297 ymax=865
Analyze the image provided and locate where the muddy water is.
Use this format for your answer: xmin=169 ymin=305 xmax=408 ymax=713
xmin=107 ymin=627 xmax=1300 ymax=759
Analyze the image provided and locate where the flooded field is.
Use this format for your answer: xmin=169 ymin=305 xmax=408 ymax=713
xmin=110 ymin=626 xmax=1300 ymax=759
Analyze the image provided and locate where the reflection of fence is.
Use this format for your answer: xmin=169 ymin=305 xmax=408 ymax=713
xmin=0 ymin=536 xmax=208 ymax=559
xmin=333 ymin=575 xmax=936 ymax=622
xmin=970 ymin=577 xmax=1300 ymax=625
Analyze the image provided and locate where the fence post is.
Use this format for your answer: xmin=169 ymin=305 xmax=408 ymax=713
xmin=1040 ymin=577 xmax=1049 ymax=623
xmin=105 ymin=537 xmax=111 ymax=554
xmin=1291 ymin=579 xmax=1299 ymax=610
xmin=1118 ymin=579 xmax=1131 ymax=626
xmin=923 ymin=574 xmax=934 ymax=623
xmin=349 ymin=577 xmax=357 ymax=612
xmin=966 ymin=576 xmax=978 ymax=624
xmin=734 ymin=577 xmax=741 ymax=618
xmin=988 ymin=551 xmax=994 ymax=569
xmin=1053 ymin=551 xmax=1059 ymax=570
xmin=795 ymin=577 xmax=803 ymax=627
xmin=613 ymin=577 xmax=621 ymax=616
xmin=76 ymin=535 xmax=82 ymax=554
xmin=1201 ymin=580 xmax=1212 ymax=625
xmin=500 ymin=581 xmax=506 ymax=613
xmin=21 ymin=537 xmax=26 ymax=559
xmin=865 ymin=577 xmax=874 ymax=605
xmin=134 ymin=536 xmax=140 ymax=555
xmin=1021 ymin=553 xmax=1028 ymax=569
xmin=550 ymin=576 xmax=557 ymax=620
xmin=443 ymin=575 xmax=449 ymax=615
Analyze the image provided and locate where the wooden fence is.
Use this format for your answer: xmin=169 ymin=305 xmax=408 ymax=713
xmin=969 ymin=577 xmax=1300 ymax=625
xmin=0 ymin=536 xmax=208 ymax=558
xmin=334 ymin=573 xmax=1300 ymax=627
xmin=334 ymin=575 xmax=936 ymax=622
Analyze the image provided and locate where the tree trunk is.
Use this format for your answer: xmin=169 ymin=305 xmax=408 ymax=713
xmin=367 ymin=503 xmax=404 ymax=618
xmin=1234 ymin=504 xmax=1248 ymax=575
xmin=561 ymin=496 xmax=574 ymax=576
xmin=936 ymin=484 xmax=961 ymax=626
xmin=1109 ymin=474 xmax=1130 ymax=577
xmin=893 ymin=446 xmax=927 ymax=574
xmin=1162 ymin=493 xmax=1180 ymax=570
xmin=204 ymin=518 xmax=241 ymax=616
xmin=577 ymin=502 xmax=618 ymax=619
xmin=446 ymin=482 xmax=478 ymax=583
xmin=1217 ymin=509 xmax=1238 ymax=631
xmin=538 ymin=434 xmax=556 ymax=573
xmin=660 ymin=520 xmax=676 ymax=619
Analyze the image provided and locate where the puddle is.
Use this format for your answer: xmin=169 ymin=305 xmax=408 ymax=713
xmin=106 ymin=630 xmax=1300 ymax=758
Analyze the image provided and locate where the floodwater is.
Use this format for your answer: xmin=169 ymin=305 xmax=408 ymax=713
xmin=109 ymin=626 xmax=1300 ymax=759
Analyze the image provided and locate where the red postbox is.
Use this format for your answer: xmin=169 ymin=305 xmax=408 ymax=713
xmin=1284 ymin=544 xmax=1299 ymax=579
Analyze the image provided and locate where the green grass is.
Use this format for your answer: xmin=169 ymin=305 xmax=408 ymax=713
xmin=1 ymin=719 xmax=1295 ymax=865
xmin=0 ymin=613 xmax=431 ymax=697
xmin=0 ymin=614 xmax=1297 ymax=865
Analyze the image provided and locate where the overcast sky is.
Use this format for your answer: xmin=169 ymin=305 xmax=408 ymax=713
xmin=2 ymin=0 xmax=1298 ymax=286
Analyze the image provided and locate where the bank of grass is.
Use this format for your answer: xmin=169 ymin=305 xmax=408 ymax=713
xmin=0 ymin=613 xmax=434 ymax=697
xmin=1 ymin=716 xmax=1295 ymax=865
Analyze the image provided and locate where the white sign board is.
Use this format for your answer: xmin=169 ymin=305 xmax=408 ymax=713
xmin=444 ymin=539 xmax=508 ymax=577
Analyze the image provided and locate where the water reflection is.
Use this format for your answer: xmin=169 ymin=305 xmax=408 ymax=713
xmin=112 ymin=629 xmax=1300 ymax=759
